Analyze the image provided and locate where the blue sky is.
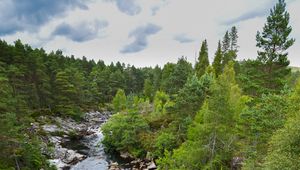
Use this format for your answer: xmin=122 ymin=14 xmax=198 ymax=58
xmin=0 ymin=0 xmax=299 ymax=67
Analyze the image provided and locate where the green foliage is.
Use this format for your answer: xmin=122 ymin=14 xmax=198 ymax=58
xmin=237 ymin=60 xmax=267 ymax=97
xmin=287 ymin=69 xmax=300 ymax=88
xmin=263 ymin=113 xmax=300 ymax=170
xmin=0 ymin=39 xmax=162 ymax=169
xmin=169 ymin=73 xmax=212 ymax=118
xmin=212 ymin=41 xmax=223 ymax=77
xmin=153 ymin=91 xmax=171 ymax=114
xmin=143 ymin=78 xmax=154 ymax=101
xmin=163 ymin=73 xmax=213 ymax=145
xmin=153 ymin=131 xmax=177 ymax=158
xmin=0 ymin=112 xmax=54 ymax=170
xmin=112 ymin=89 xmax=127 ymax=112
xmin=195 ymin=40 xmax=209 ymax=78
xmin=159 ymin=62 xmax=249 ymax=169
xmin=54 ymin=68 xmax=83 ymax=118
xmin=261 ymin=80 xmax=300 ymax=169
xmin=230 ymin=26 xmax=239 ymax=53
xmin=222 ymin=31 xmax=230 ymax=54
xmin=222 ymin=27 xmax=239 ymax=69
xmin=239 ymin=93 xmax=289 ymax=168
xmin=161 ymin=57 xmax=193 ymax=95
xmin=102 ymin=111 xmax=150 ymax=157
xmin=0 ymin=1 xmax=297 ymax=168
xmin=256 ymin=0 xmax=295 ymax=93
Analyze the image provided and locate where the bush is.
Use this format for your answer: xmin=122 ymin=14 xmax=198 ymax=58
xmin=102 ymin=111 xmax=150 ymax=158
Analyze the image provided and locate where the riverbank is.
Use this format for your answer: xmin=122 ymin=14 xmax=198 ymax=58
xmin=30 ymin=111 xmax=109 ymax=169
xmin=32 ymin=111 xmax=157 ymax=170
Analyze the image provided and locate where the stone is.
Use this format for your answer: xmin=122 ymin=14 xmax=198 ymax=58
xmin=62 ymin=149 xmax=86 ymax=164
xmin=120 ymin=151 xmax=133 ymax=159
xmin=147 ymin=161 xmax=156 ymax=170
xmin=42 ymin=124 xmax=60 ymax=133
xmin=49 ymin=159 xmax=68 ymax=170
xmin=109 ymin=162 xmax=120 ymax=170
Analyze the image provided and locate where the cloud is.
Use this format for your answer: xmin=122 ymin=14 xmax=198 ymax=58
xmin=52 ymin=20 xmax=108 ymax=42
xmin=151 ymin=0 xmax=168 ymax=16
xmin=107 ymin=0 xmax=141 ymax=16
xmin=151 ymin=6 xmax=160 ymax=16
xmin=0 ymin=0 xmax=89 ymax=35
xmin=224 ymin=10 xmax=268 ymax=25
xmin=121 ymin=23 xmax=162 ymax=53
xmin=223 ymin=1 xmax=274 ymax=25
xmin=174 ymin=34 xmax=194 ymax=43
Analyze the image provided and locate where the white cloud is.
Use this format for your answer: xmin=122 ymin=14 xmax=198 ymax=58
xmin=0 ymin=0 xmax=299 ymax=67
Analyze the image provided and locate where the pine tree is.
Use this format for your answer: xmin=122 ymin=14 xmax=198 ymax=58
xmin=143 ymin=78 xmax=154 ymax=101
xmin=263 ymin=81 xmax=300 ymax=169
xmin=256 ymin=0 xmax=295 ymax=92
xmin=212 ymin=41 xmax=223 ymax=77
xmin=109 ymin=70 xmax=125 ymax=100
xmin=195 ymin=40 xmax=209 ymax=78
xmin=158 ymin=62 xmax=248 ymax=169
xmin=222 ymin=31 xmax=230 ymax=54
xmin=54 ymin=69 xmax=82 ymax=118
xmin=230 ymin=26 xmax=238 ymax=53
xmin=160 ymin=63 xmax=175 ymax=93
xmin=222 ymin=31 xmax=234 ymax=68
xmin=162 ymin=58 xmax=193 ymax=94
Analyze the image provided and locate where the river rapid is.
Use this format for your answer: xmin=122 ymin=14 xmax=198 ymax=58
xmin=42 ymin=111 xmax=155 ymax=170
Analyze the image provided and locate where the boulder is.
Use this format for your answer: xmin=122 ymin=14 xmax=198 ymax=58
xmin=109 ymin=162 xmax=120 ymax=170
xmin=147 ymin=161 xmax=157 ymax=170
xmin=62 ymin=149 xmax=86 ymax=164
xmin=49 ymin=159 xmax=68 ymax=170
xmin=120 ymin=151 xmax=133 ymax=159
xmin=42 ymin=124 xmax=60 ymax=133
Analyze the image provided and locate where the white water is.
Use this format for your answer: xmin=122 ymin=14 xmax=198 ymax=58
xmin=71 ymin=128 xmax=109 ymax=170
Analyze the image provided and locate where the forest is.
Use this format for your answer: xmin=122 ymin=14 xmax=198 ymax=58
xmin=1 ymin=0 xmax=300 ymax=169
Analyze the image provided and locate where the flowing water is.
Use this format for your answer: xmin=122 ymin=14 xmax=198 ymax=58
xmin=70 ymin=128 xmax=109 ymax=170
xmin=61 ymin=112 xmax=133 ymax=170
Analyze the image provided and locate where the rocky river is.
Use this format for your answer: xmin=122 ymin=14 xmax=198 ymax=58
xmin=34 ymin=111 xmax=156 ymax=170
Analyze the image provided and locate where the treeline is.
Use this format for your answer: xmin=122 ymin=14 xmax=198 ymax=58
xmin=0 ymin=0 xmax=299 ymax=169
xmin=102 ymin=0 xmax=300 ymax=169
xmin=0 ymin=37 xmax=169 ymax=168
xmin=0 ymin=39 xmax=163 ymax=117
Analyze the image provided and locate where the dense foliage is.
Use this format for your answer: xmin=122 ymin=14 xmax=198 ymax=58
xmin=0 ymin=39 xmax=164 ymax=169
xmin=101 ymin=0 xmax=299 ymax=169
xmin=0 ymin=0 xmax=298 ymax=169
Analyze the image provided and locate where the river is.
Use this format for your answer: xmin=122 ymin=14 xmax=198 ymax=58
xmin=70 ymin=128 xmax=109 ymax=170
xmin=46 ymin=111 xmax=154 ymax=170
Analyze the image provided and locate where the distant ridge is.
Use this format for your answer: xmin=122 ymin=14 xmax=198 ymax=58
xmin=290 ymin=66 xmax=300 ymax=72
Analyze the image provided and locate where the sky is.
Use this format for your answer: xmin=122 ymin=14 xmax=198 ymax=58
xmin=0 ymin=0 xmax=299 ymax=67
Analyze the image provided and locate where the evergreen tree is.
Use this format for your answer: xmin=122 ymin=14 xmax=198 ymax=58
xmin=240 ymin=93 xmax=289 ymax=168
xmin=195 ymin=40 xmax=209 ymax=78
xmin=102 ymin=110 xmax=149 ymax=157
xmin=262 ymin=81 xmax=300 ymax=169
xmin=143 ymin=78 xmax=154 ymax=101
xmin=221 ymin=29 xmax=238 ymax=69
xmin=153 ymin=91 xmax=170 ymax=114
xmin=109 ymin=70 xmax=125 ymax=99
xmin=256 ymin=0 xmax=295 ymax=92
xmin=160 ymin=63 xmax=176 ymax=93
xmin=158 ymin=62 xmax=248 ymax=169
xmin=152 ymin=65 xmax=162 ymax=92
xmin=222 ymin=31 xmax=230 ymax=54
xmin=212 ymin=41 xmax=223 ymax=77
xmin=161 ymin=58 xmax=193 ymax=95
xmin=54 ymin=69 xmax=82 ymax=118
xmin=112 ymin=89 xmax=127 ymax=112
xmin=230 ymin=26 xmax=239 ymax=53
